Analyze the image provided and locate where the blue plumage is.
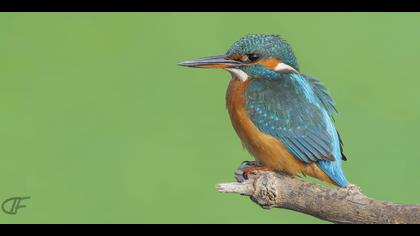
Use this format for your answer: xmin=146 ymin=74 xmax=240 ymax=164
xmin=245 ymin=72 xmax=349 ymax=187
xmin=226 ymin=35 xmax=299 ymax=70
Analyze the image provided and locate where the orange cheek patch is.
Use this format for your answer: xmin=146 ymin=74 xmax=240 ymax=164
xmin=257 ymin=57 xmax=281 ymax=69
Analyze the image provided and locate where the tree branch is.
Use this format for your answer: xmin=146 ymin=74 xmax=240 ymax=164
xmin=216 ymin=162 xmax=420 ymax=224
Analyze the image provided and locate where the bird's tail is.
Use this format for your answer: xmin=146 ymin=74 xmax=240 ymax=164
xmin=317 ymin=160 xmax=349 ymax=187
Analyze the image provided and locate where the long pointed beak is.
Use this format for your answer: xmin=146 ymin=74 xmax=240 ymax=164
xmin=177 ymin=55 xmax=242 ymax=69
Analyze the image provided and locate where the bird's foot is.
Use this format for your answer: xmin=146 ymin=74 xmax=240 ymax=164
xmin=243 ymin=165 xmax=275 ymax=179
xmin=235 ymin=161 xmax=275 ymax=183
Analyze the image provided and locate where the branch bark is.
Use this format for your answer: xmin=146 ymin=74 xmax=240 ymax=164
xmin=216 ymin=162 xmax=420 ymax=224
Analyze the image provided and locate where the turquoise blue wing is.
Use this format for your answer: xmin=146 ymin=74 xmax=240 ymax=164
xmin=245 ymin=73 xmax=349 ymax=186
xmin=245 ymin=73 xmax=338 ymax=163
xmin=304 ymin=75 xmax=347 ymax=161
xmin=304 ymin=75 xmax=338 ymax=116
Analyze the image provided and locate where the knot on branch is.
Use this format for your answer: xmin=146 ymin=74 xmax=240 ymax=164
xmin=251 ymin=173 xmax=282 ymax=209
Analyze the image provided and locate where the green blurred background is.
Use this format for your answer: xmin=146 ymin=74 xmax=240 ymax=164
xmin=0 ymin=13 xmax=419 ymax=224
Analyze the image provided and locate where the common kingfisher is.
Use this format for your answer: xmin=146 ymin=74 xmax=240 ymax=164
xmin=178 ymin=34 xmax=349 ymax=187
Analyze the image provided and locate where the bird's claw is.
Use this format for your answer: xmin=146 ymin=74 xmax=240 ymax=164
xmin=235 ymin=161 xmax=260 ymax=183
xmin=235 ymin=161 xmax=274 ymax=183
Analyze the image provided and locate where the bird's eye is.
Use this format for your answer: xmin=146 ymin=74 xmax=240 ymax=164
xmin=246 ymin=53 xmax=260 ymax=62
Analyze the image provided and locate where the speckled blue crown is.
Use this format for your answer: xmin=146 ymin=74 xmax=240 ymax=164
xmin=226 ymin=34 xmax=299 ymax=70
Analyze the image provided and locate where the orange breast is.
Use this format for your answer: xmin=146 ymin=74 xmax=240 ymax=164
xmin=226 ymin=78 xmax=305 ymax=174
xmin=225 ymin=78 xmax=335 ymax=184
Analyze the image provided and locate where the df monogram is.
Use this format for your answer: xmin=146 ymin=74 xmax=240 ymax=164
xmin=1 ymin=197 xmax=30 ymax=215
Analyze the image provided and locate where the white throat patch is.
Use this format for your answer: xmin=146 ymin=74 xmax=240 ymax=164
xmin=226 ymin=68 xmax=249 ymax=82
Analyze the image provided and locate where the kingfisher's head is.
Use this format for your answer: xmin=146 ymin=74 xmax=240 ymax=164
xmin=178 ymin=34 xmax=299 ymax=81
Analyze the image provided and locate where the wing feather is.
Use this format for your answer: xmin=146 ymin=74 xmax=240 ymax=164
xmin=245 ymin=73 xmax=340 ymax=164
